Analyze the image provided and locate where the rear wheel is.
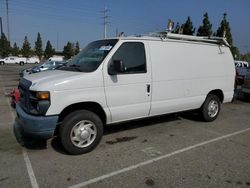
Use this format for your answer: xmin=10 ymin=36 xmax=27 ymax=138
xmin=0 ymin=61 xmax=5 ymax=65
xmin=59 ymin=110 xmax=103 ymax=155
xmin=200 ymin=94 xmax=221 ymax=122
xmin=19 ymin=61 xmax=24 ymax=66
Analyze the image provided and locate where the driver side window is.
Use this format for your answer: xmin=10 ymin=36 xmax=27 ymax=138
xmin=112 ymin=42 xmax=146 ymax=74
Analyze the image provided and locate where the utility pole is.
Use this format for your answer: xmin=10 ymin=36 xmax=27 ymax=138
xmin=101 ymin=6 xmax=109 ymax=39
xmin=56 ymin=32 xmax=59 ymax=51
xmin=116 ymin=28 xmax=118 ymax=37
xmin=6 ymin=0 xmax=10 ymax=41
xmin=0 ymin=17 xmax=3 ymax=35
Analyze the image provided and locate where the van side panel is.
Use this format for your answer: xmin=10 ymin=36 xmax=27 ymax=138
xmin=148 ymin=40 xmax=235 ymax=116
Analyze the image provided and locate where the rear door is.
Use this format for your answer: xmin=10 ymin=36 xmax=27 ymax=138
xmin=103 ymin=41 xmax=152 ymax=123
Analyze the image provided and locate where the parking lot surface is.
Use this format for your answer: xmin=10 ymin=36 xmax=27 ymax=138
xmin=1 ymin=64 xmax=250 ymax=188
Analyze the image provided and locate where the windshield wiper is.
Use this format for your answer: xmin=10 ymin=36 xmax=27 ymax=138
xmin=69 ymin=64 xmax=80 ymax=67
xmin=68 ymin=64 xmax=82 ymax=72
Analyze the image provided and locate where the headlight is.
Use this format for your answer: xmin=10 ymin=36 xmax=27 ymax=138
xmin=28 ymin=91 xmax=51 ymax=115
xmin=36 ymin=91 xmax=50 ymax=100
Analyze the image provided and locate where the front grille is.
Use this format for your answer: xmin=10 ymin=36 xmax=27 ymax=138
xmin=18 ymin=78 xmax=32 ymax=113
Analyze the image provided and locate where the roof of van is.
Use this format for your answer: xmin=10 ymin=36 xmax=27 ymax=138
xmin=108 ymin=32 xmax=230 ymax=47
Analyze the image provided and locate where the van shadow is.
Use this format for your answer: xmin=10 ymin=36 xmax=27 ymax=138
xmin=103 ymin=113 xmax=181 ymax=135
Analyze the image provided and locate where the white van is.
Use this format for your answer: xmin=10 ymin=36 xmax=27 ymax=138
xmin=14 ymin=33 xmax=235 ymax=154
xmin=26 ymin=57 xmax=40 ymax=64
xmin=48 ymin=56 xmax=64 ymax=62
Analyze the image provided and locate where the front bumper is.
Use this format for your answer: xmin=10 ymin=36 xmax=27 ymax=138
xmin=14 ymin=103 xmax=58 ymax=141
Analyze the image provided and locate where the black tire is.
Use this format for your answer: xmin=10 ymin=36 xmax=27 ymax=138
xmin=59 ymin=110 xmax=103 ymax=155
xmin=19 ymin=62 xmax=24 ymax=66
xmin=200 ymin=94 xmax=221 ymax=122
xmin=0 ymin=61 xmax=4 ymax=65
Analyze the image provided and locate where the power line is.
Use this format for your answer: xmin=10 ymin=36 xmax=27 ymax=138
xmin=10 ymin=0 xmax=100 ymax=16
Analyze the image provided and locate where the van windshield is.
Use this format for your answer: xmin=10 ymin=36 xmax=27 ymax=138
xmin=60 ymin=39 xmax=118 ymax=72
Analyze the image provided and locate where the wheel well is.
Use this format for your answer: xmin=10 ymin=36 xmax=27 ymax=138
xmin=208 ymin=89 xmax=224 ymax=102
xmin=58 ymin=102 xmax=107 ymax=125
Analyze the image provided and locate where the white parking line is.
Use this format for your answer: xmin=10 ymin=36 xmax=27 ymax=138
xmin=69 ymin=127 xmax=250 ymax=188
xmin=22 ymin=149 xmax=39 ymax=188
xmin=1 ymin=76 xmax=39 ymax=188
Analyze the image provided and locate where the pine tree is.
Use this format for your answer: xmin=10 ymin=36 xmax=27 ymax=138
xmin=173 ymin=22 xmax=181 ymax=34
xmin=215 ymin=13 xmax=232 ymax=45
xmin=44 ymin=40 xmax=55 ymax=59
xmin=35 ymin=32 xmax=43 ymax=60
xmin=21 ymin=36 xmax=31 ymax=57
xmin=197 ymin=12 xmax=212 ymax=36
xmin=215 ymin=13 xmax=239 ymax=58
xmin=63 ymin=42 xmax=75 ymax=59
xmin=182 ymin=16 xmax=195 ymax=35
xmin=12 ymin=42 xmax=20 ymax=56
xmin=0 ymin=33 xmax=11 ymax=57
xmin=75 ymin=41 xmax=80 ymax=55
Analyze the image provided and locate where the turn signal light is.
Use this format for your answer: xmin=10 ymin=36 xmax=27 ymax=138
xmin=36 ymin=91 xmax=50 ymax=100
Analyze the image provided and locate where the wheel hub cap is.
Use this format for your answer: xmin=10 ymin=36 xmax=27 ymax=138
xmin=70 ymin=120 xmax=97 ymax=148
xmin=80 ymin=129 xmax=90 ymax=140
xmin=208 ymin=100 xmax=219 ymax=118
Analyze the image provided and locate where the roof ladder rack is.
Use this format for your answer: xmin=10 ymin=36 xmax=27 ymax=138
xmin=149 ymin=32 xmax=230 ymax=47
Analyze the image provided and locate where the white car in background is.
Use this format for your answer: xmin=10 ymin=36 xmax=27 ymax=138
xmin=0 ymin=56 xmax=26 ymax=65
xmin=0 ymin=58 xmax=5 ymax=65
xmin=0 ymin=56 xmax=40 ymax=65
xmin=26 ymin=57 xmax=40 ymax=64
xmin=48 ymin=56 xmax=64 ymax=62
xmin=3 ymin=56 xmax=18 ymax=64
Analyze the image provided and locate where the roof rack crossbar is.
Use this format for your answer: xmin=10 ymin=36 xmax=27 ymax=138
xmin=148 ymin=32 xmax=230 ymax=47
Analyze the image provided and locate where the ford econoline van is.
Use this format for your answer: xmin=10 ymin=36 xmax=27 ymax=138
xmin=14 ymin=33 xmax=235 ymax=154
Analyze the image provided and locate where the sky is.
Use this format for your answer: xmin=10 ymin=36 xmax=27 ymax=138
xmin=0 ymin=0 xmax=250 ymax=53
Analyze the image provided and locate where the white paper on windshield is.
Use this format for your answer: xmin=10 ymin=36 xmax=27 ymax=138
xmin=99 ymin=46 xmax=112 ymax=51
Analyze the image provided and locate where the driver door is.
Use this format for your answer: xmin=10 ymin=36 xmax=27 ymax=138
xmin=103 ymin=41 xmax=151 ymax=123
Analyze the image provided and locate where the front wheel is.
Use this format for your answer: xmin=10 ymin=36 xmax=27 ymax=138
xmin=200 ymin=94 xmax=221 ymax=122
xmin=19 ymin=62 xmax=24 ymax=66
xmin=59 ymin=110 xmax=103 ymax=155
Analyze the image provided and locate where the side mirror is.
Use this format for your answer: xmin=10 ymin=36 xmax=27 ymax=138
xmin=108 ymin=60 xmax=125 ymax=75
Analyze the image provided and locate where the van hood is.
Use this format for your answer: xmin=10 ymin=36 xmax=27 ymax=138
xmin=24 ymin=70 xmax=102 ymax=91
xmin=26 ymin=70 xmax=81 ymax=84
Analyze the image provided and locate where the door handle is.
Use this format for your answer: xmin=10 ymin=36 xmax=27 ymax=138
xmin=146 ymin=84 xmax=150 ymax=93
